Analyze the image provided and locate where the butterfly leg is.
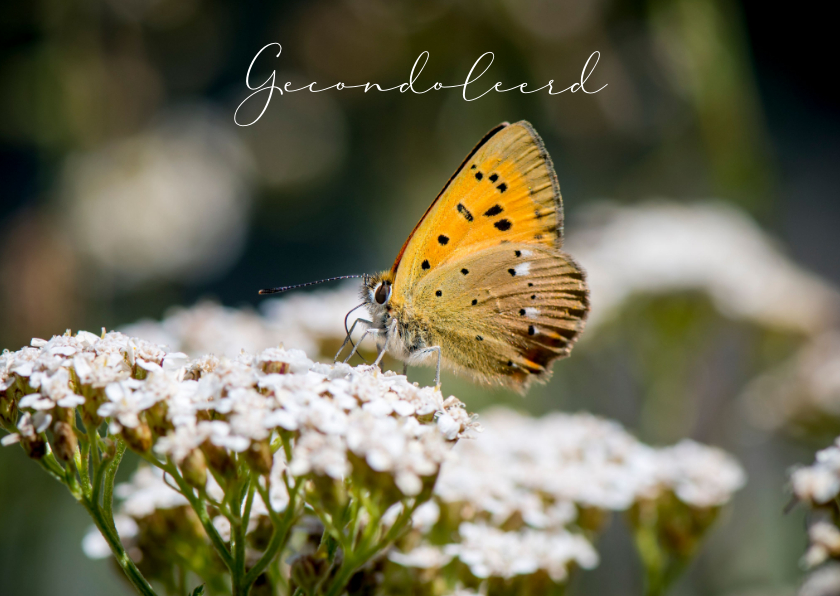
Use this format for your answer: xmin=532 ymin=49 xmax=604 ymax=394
xmin=343 ymin=326 xmax=384 ymax=364
xmin=416 ymin=346 xmax=442 ymax=389
xmin=402 ymin=362 xmax=408 ymax=376
xmin=334 ymin=318 xmax=373 ymax=363
xmin=373 ymin=320 xmax=397 ymax=369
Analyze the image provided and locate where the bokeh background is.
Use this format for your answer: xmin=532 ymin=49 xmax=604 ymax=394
xmin=1 ymin=0 xmax=838 ymax=594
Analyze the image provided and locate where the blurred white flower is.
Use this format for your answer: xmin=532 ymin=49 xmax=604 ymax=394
xmin=644 ymin=439 xmax=747 ymax=508
xmin=435 ymin=407 xmax=745 ymax=531
xmin=122 ymin=283 xmax=361 ymax=359
xmin=804 ymin=518 xmax=840 ymax=568
xmin=443 ymin=522 xmax=598 ymax=582
xmin=565 ymin=201 xmax=839 ymax=334
xmin=115 ymin=466 xmax=189 ymax=517
xmin=743 ymin=332 xmax=840 ymax=433
xmin=389 ymin=545 xmax=453 ymax=569
xmin=791 ymin=439 xmax=840 ymax=505
xmin=60 ymin=108 xmax=253 ymax=285
xmin=799 ymin=563 xmax=840 ymax=596
xmin=81 ymin=515 xmax=139 ymax=560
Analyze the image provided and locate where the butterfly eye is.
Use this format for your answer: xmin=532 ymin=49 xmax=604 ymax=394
xmin=374 ymin=282 xmax=391 ymax=305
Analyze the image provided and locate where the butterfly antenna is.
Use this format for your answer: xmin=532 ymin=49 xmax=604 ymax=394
xmin=258 ymin=274 xmax=366 ymax=295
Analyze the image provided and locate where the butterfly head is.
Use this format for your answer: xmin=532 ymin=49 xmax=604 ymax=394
xmin=362 ymin=271 xmax=395 ymax=311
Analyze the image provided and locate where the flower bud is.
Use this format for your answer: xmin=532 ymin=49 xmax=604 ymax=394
xmin=122 ymin=423 xmax=153 ymax=453
xmin=0 ymin=393 xmax=16 ymax=426
xmin=244 ymin=440 xmax=272 ymax=476
xmin=146 ymin=401 xmax=171 ymax=436
xmin=22 ymin=435 xmax=47 ymax=460
xmin=180 ymin=448 xmax=208 ymax=489
xmin=101 ymin=437 xmax=116 ymax=460
xmin=289 ymin=553 xmax=330 ymax=594
xmin=201 ymin=440 xmax=237 ymax=479
xmin=52 ymin=421 xmax=78 ymax=462
xmin=262 ymin=361 xmax=290 ymax=374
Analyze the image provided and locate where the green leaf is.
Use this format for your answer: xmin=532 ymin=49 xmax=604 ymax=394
xmin=189 ymin=585 xmax=205 ymax=596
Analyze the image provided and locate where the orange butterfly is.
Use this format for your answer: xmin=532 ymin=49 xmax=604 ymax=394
xmin=263 ymin=121 xmax=589 ymax=392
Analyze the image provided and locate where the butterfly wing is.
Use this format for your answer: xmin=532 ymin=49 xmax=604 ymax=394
xmin=391 ymin=121 xmax=564 ymax=295
xmin=407 ymin=242 xmax=588 ymax=389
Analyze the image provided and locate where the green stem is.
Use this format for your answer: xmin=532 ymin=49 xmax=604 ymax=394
xmin=324 ymin=498 xmax=419 ymax=596
xmin=241 ymin=477 xmax=302 ymax=589
xmin=159 ymin=457 xmax=235 ymax=571
xmin=232 ymin=475 xmax=255 ymax=596
xmin=103 ymin=440 xmax=127 ymax=524
xmin=81 ymin=496 xmax=158 ymax=596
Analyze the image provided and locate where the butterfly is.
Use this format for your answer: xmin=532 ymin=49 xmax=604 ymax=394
xmin=262 ymin=121 xmax=589 ymax=392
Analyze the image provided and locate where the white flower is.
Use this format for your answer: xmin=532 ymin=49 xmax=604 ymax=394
xmin=792 ymin=442 xmax=840 ymax=505
xmin=645 ymin=440 xmax=747 ymax=508
xmin=803 ymin=519 xmax=840 ymax=568
xmin=389 ymin=545 xmax=453 ymax=569
xmin=115 ymin=466 xmax=188 ymax=517
xmin=444 ymin=522 xmax=598 ymax=582
xmin=743 ymin=332 xmax=840 ymax=433
xmin=60 ymin=110 xmax=254 ymax=286
xmin=435 ymin=407 xmax=745 ymax=533
xmin=799 ymin=563 xmax=840 ymax=596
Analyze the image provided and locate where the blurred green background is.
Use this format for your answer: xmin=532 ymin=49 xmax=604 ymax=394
xmin=1 ymin=0 xmax=838 ymax=594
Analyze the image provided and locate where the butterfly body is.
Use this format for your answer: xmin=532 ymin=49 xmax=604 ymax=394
xmin=350 ymin=121 xmax=589 ymax=392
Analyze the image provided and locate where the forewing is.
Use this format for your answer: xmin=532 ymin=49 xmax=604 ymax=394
xmin=412 ymin=243 xmax=588 ymax=389
xmin=391 ymin=121 xmax=563 ymax=301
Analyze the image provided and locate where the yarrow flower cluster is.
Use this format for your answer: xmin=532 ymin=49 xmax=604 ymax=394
xmin=1 ymin=330 xmax=474 ymax=596
xmin=1 ymin=329 xmax=746 ymax=596
xmin=383 ymin=409 xmax=744 ymax=595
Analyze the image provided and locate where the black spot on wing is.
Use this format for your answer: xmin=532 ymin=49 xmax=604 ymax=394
xmin=489 ymin=173 xmax=499 ymax=183
xmin=421 ymin=260 xmax=430 ymax=270
xmin=470 ymin=164 xmax=476 ymax=170
xmin=495 ymin=219 xmax=512 ymax=231
xmin=515 ymin=250 xmax=521 ymax=257
xmin=461 ymin=268 xmax=469 ymax=275
xmin=438 ymin=234 xmax=449 ymax=245
xmin=476 ymin=335 xmax=483 ymax=341
xmin=497 ymin=183 xmax=507 ymax=193
xmin=435 ymin=290 xmax=442 ymax=297
xmin=528 ymin=325 xmax=535 ymax=335
xmin=457 ymin=203 xmax=474 ymax=222
xmin=519 ymin=309 xmax=526 ymax=316
xmin=471 ymin=299 xmax=477 ymax=305
xmin=508 ymin=268 xmax=516 ymax=276
xmin=484 ymin=205 xmax=503 ymax=217
xmin=475 ymin=171 xmax=483 ymax=181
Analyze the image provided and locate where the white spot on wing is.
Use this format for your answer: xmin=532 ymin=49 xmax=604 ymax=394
xmin=524 ymin=307 xmax=540 ymax=319
xmin=514 ymin=262 xmax=531 ymax=276
xmin=520 ymin=250 xmax=533 ymax=257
